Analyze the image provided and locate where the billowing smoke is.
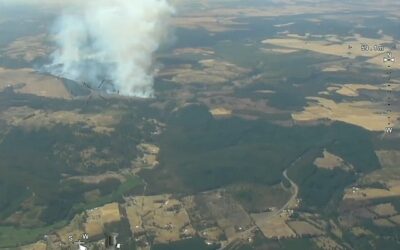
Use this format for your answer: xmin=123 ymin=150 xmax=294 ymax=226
xmin=45 ymin=0 xmax=174 ymax=97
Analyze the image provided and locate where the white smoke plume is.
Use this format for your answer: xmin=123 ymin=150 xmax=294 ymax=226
xmin=45 ymin=0 xmax=174 ymax=97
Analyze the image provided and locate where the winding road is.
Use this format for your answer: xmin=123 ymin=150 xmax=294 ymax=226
xmin=281 ymin=169 xmax=299 ymax=212
xmin=262 ymin=169 xmax=299 ymax=222
xmin=264 ymin=147 xmax=319 ymax=223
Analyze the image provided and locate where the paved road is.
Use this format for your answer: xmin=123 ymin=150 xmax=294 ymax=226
xmin=281 ymin=169 xmax=299 ymax=211
xmin=220 ymin=169 xmax=300 ymax=249
xmin=261 ymin=169 xmax=299 ymax=223
xmin=270 ymin=148 xmax=327 ymax=220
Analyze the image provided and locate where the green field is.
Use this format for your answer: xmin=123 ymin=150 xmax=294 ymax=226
xmin=0 ymin=221 xmax=66 ymax=248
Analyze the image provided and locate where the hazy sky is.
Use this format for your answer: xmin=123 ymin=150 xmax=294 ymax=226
xmin=0 ymin=0 xmax=86 ymax=10
xmin=0 ymin=0 xmax=74 ymax=5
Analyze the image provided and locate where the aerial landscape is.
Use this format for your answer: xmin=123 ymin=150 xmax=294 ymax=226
xmin=0 ymin=0 xmax=400 ymax=249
